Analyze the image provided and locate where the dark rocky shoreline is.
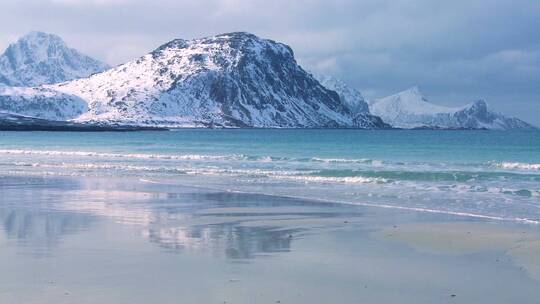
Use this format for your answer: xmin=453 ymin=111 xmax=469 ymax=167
xmin=0 ymin=113 xmax=167 ymax=132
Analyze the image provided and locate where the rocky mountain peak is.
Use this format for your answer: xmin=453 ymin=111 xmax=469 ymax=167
xmin=0 ymin=31 xmax=110 ymax=87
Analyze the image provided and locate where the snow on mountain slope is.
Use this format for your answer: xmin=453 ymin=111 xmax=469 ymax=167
xmin=0 ymin=85 xmax=86 ymax=120
xmin=0 ymin=32 xmax=110 ymax=87
xmin=370 ymin=87 xmax=535 ymax=130
xmin=315 ymin=74 xmax=370 ymax=114
xmin=314 ymin=74 xmax=388 ymax=128
xmin=0 ymin=32 xmax=389 ymax=128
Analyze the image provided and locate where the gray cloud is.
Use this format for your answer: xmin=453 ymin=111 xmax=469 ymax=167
xmin=1 ymin=0 xmax=538 ymax=124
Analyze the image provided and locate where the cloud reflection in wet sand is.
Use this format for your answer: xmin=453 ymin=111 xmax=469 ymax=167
xmin=0 ymin=175 xmax=361 ymax=259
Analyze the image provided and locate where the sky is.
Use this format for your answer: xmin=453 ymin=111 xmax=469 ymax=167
xmin=1 ymin=0 xmax=539 ymax=125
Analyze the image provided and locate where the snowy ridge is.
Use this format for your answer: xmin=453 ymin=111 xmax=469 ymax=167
xmin=314 ymin=74 xmax=388 ymax=129
xmin=0 ymin=32 xmax=110 ymax=87
xmin=315 ymin=74 xmax=370 ymax=114
xmin=0 ymin=32 xmax=389 ymax=128
xmin=370 ymin=87 xmax=535 ymax=130
xmin=0 ymin=85 xmax=86 ymax=120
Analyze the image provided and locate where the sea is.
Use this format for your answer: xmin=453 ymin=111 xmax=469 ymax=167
xmin=0 ymin=129 xmax=539 ymax=224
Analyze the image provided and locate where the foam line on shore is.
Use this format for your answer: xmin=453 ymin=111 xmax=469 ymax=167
xmin=137 ymin=177 xmax=540 ymax=225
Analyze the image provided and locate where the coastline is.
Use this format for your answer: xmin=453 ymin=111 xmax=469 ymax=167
xmin=1 ymin=174 xmax=540 ymax=303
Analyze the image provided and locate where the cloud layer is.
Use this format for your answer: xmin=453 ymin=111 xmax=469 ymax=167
xmin=1 ymin=0 xmax=538 ymax=124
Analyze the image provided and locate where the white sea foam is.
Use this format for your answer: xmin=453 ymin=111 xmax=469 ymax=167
xmin=4 ymin=171 xmax=539 ymax=231
xmin=494 ymin=162 xmax=540 ymax=171
xmin=273 ymin=175 xmax=389 ymax=184
xmin=2 ymin=160 xmax=388 ymax=185
xmin=0 ymin=149 xmax=462 ymax=172
xmin=2 ymin=162 xmax=189 ymax=173
xmin=0 ymin=149 xmax=244 ymax=161
xmin=220 ymin=188 xmax=540 ymax=225
xmin=310 ymin=157 xmax=373 ymax=164
xmin=0 ymin=149 xmax=376 ymax=165
xmin=184 ymin=168 xmax=387 ymax=184
xmin=3 ymin=161 xmax=539 ymax=225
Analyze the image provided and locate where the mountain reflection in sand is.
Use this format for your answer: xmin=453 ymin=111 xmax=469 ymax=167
xmin=0 ymin=175 xmax=359 ymax=259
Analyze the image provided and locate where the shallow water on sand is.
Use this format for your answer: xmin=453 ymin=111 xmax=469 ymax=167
xmin=1 ymin=175 xmax=540 ymax=304
xmin=1 ymin=129 xmax=539 ymax=224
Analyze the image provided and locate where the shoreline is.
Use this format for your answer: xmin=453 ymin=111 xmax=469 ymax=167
xmin=1 ymin=173 xmax=540 ymax=303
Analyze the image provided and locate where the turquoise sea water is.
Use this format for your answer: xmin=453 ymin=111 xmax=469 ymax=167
xmin=1 ymin=129 xmax=539 ymax=223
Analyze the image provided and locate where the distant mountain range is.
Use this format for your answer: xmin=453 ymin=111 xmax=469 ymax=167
xmin=368 ymin=87 xmax=535 ymax=130
xmin=0 ymin=31 xmax=534 ymax=130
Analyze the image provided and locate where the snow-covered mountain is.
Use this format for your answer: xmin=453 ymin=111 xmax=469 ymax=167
xmin=0 ymin=85 xmax=87 ymax=120
xmin=315 ymin=74 xmax=370 ymax=114
xmin=0 ymin=32 xmax=532 ymax=130
xmin=0 ymin=31 xmax=110 ymax=87
xmin=0 ymin=32 xmax=388 ymax=128
xmin=313 ymin=74 xmax=388 ymax=128
xmin=370 ymin=87 xmax=535 ymax=130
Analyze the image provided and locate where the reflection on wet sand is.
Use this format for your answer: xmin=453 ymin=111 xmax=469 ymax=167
xmin=0 ymin=175 xmax=359 ymax=259
xmin=0 ymin=176 xmax=94 ymax=255
xmin=0 ymin=208 xmax=92 ymax=255
xmin=143 ymin=225 xmax=294 ymax=259
xmin=3 ymin=175 xmax=540 ymax=304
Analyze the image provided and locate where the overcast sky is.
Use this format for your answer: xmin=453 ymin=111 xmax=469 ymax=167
xmin=1 ymin=0 xmax=539 ymax=124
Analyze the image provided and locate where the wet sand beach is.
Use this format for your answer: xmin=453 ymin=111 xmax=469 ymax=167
xmin=1 ymin=175 xmax=540 ymax=303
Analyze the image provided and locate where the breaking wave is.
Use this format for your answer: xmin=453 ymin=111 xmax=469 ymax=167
xmin=0 ymin=149 xmax=244 ymax=161
xmin=492 ymin=162 xmax=540 ymax=171
xmin=0 ymin=149 xmax=387 ymax=165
